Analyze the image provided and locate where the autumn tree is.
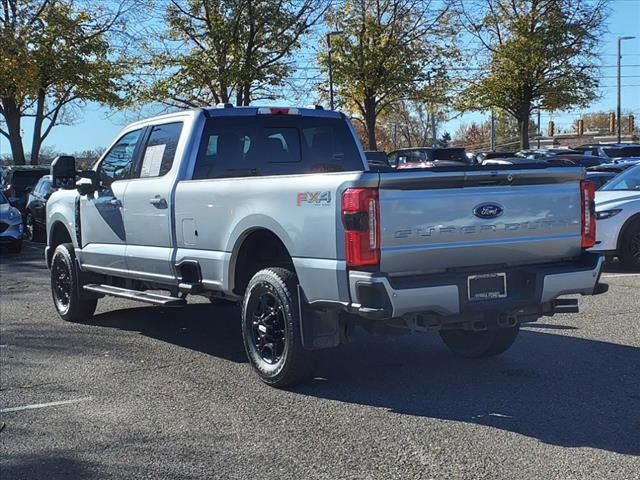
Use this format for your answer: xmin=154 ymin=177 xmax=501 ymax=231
xmin=452 ymin=110 xmax=536 ymax=150
xmin=378 ymin=100 xmax=449 ymax=150
xmin=140 ymin=0 xmax=327 ymax=108
xmin=0 ymin=0 xmax=132 ymax=164
xmin=320 ymin=0 xmax=458 ymax=150
xmin=457 ymin=0 xmax=608 ymax=149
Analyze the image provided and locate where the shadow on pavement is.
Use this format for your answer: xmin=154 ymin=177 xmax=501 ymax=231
xmin=88 ymin=302 xmax=640 ymax=456
xmin=89 ymin=303 xmax=247 ymax=364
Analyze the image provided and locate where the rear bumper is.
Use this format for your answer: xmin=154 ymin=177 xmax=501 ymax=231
xmin=348 ymin=253 xmax=605 ymax=321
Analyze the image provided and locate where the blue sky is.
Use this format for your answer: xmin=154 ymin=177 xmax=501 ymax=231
xmin=1 ymin=0 xmax=638 ymax=157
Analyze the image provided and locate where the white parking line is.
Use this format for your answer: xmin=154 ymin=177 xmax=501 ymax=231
xmin=602 ymin=273 xmax=640 ymax=278
xmin=0 ymin=397 xmax=91 ymax=413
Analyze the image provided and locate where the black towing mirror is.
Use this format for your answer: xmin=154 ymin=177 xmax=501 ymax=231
xmin=50 ymin=156 xmax=77 ymax=189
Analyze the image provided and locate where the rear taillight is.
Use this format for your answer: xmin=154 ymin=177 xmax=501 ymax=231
xmin=580 ymin=180 xmax=597 ymax=249
xmin=342 ymin=187 xmax=380 ymax=268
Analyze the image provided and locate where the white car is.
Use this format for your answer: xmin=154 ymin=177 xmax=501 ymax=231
xmin=592 ymin=165 xmax=640 ymax=269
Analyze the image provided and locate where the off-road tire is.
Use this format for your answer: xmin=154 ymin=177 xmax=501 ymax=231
xmin=241 ymin=267 xmax=314 ymax=387
xmin=50 ymin=243 xmax=97 ymax=322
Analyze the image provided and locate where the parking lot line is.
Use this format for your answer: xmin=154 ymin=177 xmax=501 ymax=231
xmin=0 ymin=397 xmax=92 ymax=414
xmin=602 ymin=273 xmax=640 ymax=278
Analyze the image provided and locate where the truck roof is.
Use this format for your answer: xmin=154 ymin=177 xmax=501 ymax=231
xmin=124 ymin=105 xmax=343 ymax=131
xmin=201 ymin=105 xmax=343 ymax=119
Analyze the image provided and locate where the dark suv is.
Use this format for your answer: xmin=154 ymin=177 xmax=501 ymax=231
xmin=1 ymin=166 xmax=50 ymax=213
xmin=24 ymin=174 xmax=53 ymax=242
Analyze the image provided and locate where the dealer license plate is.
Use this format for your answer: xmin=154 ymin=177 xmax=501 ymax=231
xmin=467 ymin=273 xmax=508 ymax=301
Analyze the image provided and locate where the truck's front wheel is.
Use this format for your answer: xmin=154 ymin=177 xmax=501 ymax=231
xmin=241 ymin=267 xmax=313 ymax=387
xmin=51 ymin=243 xmax=97 ymax=322
xmin=440 ymin=326 xmax=519 ymax=358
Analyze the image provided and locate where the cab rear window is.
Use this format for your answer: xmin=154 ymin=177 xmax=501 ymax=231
xmin=192 ymin=116 xmax=363 ymax=179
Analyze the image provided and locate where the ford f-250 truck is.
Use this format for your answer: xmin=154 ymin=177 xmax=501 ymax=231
xmin=47 ymin=105 xmax=608 ymax=387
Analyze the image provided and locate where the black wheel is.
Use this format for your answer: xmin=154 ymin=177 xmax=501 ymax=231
xmin=24 ymin=212 xmax=36 ymax=242
xmin=440 ymin=326 xmax=520 ymax=358
xmin=51 ymin=243 xmax=97 ymax=322
xmin=7 ymin=239 xmax=22 ymax=253
xmin=241 ymin=267 xmax=313 ymax=387
xmin=24 ymin=212 xmax=44 ymax=242
xmin=619 ymin=221 xmax=640 ymax=271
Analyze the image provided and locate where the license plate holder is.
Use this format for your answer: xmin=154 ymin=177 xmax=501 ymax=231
xmin=467 ymin=273 xmax=508 ymax=301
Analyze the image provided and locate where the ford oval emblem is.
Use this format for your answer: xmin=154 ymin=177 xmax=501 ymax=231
xmin=473 ymin=203 xmax=504 ymax=219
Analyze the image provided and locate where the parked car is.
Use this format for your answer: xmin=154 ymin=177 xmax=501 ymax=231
xmin=592 ymin=164 xmax=640 ymax=269
xmin=548 ymin=155 xmax=610 ymax=168
xmin=1 ymin=166 xmax=50 ymax=213
xmin=587 ymin=162 xmax=636 ymax=174
xmin=24 ymin=174 xmax=53 ymax=242
xmin=481 ymin=157 xmax=548 ymax=166
xmin=364 ymin=151 xmax=392 ymax=170
xmin=0 ymin=191 xmax=24 ymax=253
xmin=387 ymin=147 xmax=469 ymax=169
xmin=586 ymin=171 xmax=617 ymax=189
xmin=515 ymin=148 xmax=582 ymax=159
xmin=576 ymin=143 xmax=640 ymax=162
xmin=474 ymin=151 xmax=516 ymax=163
xmin=46 ymin=105 xmax=606 ymax=387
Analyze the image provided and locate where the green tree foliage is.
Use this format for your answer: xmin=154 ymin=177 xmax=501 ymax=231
xmin=457 ymin=0 xmax=607 ymax=149
xmin=320 ymin=0 xmax=459 ymax=150
xmin=0 ymin=0 xmax=131 ymax=164
xmin=141 ymin=0 xmax=327 ymax=108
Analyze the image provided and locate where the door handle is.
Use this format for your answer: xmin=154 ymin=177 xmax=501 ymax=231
xmin=109 ymin=198 xmax=122 ymax=207
xmin=149 ymin=197 xmax=168 ymax=208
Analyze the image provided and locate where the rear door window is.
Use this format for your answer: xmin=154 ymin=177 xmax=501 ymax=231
xmin=193 ymin=115 xmax=362 ymax=179
xmin=136 ymin=122 xmax=183 ymax=178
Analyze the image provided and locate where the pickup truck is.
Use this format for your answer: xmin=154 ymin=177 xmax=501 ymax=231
xmin=47 ymin=105 xmax=607 ymax=387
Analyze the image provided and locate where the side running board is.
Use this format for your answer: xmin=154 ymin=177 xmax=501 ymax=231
xmin=83 ymin=284 xmax=186 ymax=306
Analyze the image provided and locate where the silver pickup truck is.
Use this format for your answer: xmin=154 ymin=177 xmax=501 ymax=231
xmin=46 ymin=105 xmax=607 ymax=386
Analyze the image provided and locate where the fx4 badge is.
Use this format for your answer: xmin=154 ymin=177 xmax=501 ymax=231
xmin=297 ymin=191 xmax=332 ymax=206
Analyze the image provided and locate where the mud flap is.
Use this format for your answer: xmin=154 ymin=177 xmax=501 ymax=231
xmin=298 ymin=285 xmax=340 ymax=350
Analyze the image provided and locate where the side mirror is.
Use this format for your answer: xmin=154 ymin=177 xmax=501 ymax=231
xmin=50 ymin=156 xmax=77 ymax=189
xmin=76 ymin=170 xmax=99 ymax=196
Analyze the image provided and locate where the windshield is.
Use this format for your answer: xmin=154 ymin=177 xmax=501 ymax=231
xmin=602 ymin=146 xmax=640 ymax=158
xmin=600 ymin=165 xmax=640 ymax=191
xmin=0 ymin=191 xmax=7 ymax=204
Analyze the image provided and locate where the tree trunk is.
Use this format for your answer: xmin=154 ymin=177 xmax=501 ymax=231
xmin=1 ymin=98 xmax=26 ymax=165
xmin=363 ymin=96 xmax=377 ymax=151
xmin=30 ymin=90 xmax=46 ymax=165
xmin=241 ymin=83 xmax=251 ymax=106
xmin=518 ymin=112 xmax=530 ymax=150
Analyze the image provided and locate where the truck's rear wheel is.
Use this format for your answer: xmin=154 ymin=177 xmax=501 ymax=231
xmin=51 ymin=243 xmax=97 ymax=322
xmin=440 ymin=326 xmax=519 ymax=358
xmin=241 ymin=267 xmax=313 ymax=387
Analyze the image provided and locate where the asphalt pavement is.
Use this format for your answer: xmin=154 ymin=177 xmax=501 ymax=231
xmin=1 ymin=242 xmax=639 ymax=479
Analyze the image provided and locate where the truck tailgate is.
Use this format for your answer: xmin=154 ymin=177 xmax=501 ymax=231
xmin=378 ymin=168 xmax=584 ymax=276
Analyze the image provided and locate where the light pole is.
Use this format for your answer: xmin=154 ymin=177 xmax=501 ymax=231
xmin=327 ymin=31 xmax=343 ymax=111
xmin=617 ymin=36 xmax=636 ymax=143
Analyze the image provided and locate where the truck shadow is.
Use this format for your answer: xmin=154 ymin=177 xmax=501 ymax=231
xmin=88 ymin=303 xmax=639 ymax=456
xmin=89 ymin=302 xmax=247 ymax=364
